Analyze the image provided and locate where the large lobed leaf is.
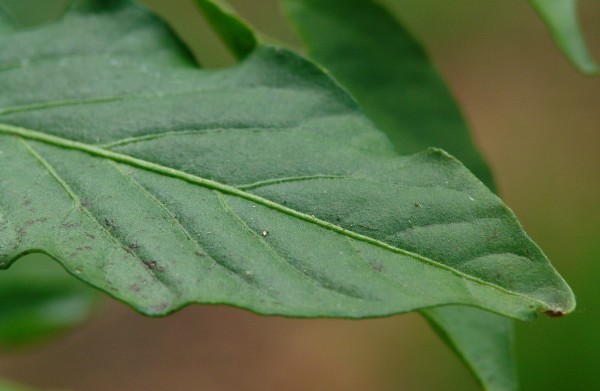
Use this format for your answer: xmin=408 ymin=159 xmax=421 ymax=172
xmin=0 ymin=1 xmax=519 ymax=387
xmin=0 ymin=0 xmax=573 ymax=324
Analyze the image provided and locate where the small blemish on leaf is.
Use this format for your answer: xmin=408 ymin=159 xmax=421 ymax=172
xmin=485 ymin=231 xmax=500 ymax=241
xmin=414 ymin=203 xmax=422 ymax=208
xmin=358 ymin=223 xmax=376 ymax=231
xmin=104 ymin=218 xmax=117 ymax=230
xmin=371 ymin=264 xmax=384 ymax=272
xmin=194 ymin=251 xmax=205 ymax=257
xmin=143 ymin=260 xmax=165 ymax=272
xmin=143 ymin=260 xmax=157 ymax=269
xmin=261 ymin=230 xmax=269 ymax=237
xmin=24 ymin=217 xmax=47 ymax=227
xmin=544 ymin=309 xmax=566 ymax=318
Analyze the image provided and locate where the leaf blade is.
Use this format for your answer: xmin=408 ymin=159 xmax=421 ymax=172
xmin=191 ymin=0 xmax=256 ymax=60
xmin=0 ymin=0 xmax=573 ymax=322
xmin=0 ymin=122 xmax=560 ymax=319
xmin=422 ymin=307 xmax=517 ymax=391
xmin=529 ymin=0 xmax=598 ymax=75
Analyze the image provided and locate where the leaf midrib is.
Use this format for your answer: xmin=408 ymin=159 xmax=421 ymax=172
xmin=0 ymin=122 xmax=547 ymax=310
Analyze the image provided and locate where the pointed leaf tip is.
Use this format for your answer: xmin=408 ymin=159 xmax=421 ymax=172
xmin=529 ymin=0 xmax=599 ymax=75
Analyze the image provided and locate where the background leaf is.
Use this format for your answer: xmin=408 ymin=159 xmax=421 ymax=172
xmin=191 ymin=0 xmax=255 ymax=60
xmin=0 ymin=254 xmax=98 ymax=348
xmin=284 ymin=0 xmax=495 ymax=187
xmin=528 ymin=0 xmax=598 ymax=75
xmin=0 ymin=1 xmax=573 ymax=321
xmin=283 ymin=0 xmax=516 ymax=389
xmin=422 ymin=306 xmax=517 ymax=391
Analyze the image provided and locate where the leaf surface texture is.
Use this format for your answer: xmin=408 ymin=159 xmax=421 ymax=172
xmin=0 ymin=1 xmax=573 ymax=320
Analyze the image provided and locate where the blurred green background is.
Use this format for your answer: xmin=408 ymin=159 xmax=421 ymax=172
xmin=0 ymin=0 xmax=598 ymax=390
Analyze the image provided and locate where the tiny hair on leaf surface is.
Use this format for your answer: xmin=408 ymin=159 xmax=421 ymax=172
xmin=0 ymin=0 xmax=574 ymax=329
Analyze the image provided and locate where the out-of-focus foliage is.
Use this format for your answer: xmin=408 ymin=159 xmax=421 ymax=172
xmin=528 ymin=0 xmax=598 ymax=74
xmin=0 ymin=254 xmax=98 ymax=348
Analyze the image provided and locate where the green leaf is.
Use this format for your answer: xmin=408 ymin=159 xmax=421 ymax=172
xmin=422 ymin=306 xmax=517 ymax=391
xmin=529 ymin=0 xmax=598 ymax=75
xmin=283 ymin=0 xmax=518 ymax=389
xmin=0 ymin=253 xmax=99 ymax=348
xmin=0 ymin=0 xmax=573 ymax=322
xmin=191 ymin=0 xmax=256 ymax=60
xmin=284 ymin=0 xmax=495 ymax=188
